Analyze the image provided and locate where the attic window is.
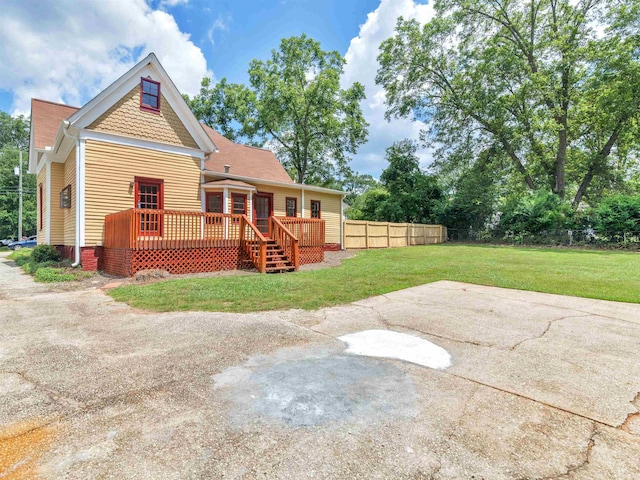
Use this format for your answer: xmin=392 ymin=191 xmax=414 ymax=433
xmin=140 ymin=77 xmax=160 ymax=112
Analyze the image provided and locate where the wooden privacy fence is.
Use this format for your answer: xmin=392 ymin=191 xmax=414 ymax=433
xmin=344 ymin=220 xmax=447 ymax=249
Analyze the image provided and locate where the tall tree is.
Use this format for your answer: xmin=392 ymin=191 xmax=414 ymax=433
xmin=187 ymin=34 xmax=369 ymax=184
xmin=376 ymin=0 xmax=640 ymax=208
xmin=0 ymin=112 xmax=35 ymax=238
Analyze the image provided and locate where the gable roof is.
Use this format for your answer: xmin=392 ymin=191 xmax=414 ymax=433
xmin=30 ymin=99 xmax=79 ymax=149
xmin=67 ymin=53 xmax=215 ymax=153
xmin=201 ymin=124 xmax=294 ymax=184
xmin=28 ymin=53 xmax=216 ymax=173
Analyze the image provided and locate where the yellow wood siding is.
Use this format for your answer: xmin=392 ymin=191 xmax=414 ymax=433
xmin=63 ymin=148 xmax=77 ymax=246
xmin=37 ymin=168 xmax=46 ymax=244
xmin=303 ymin=191 xmax=342 ymax=244
xmin=86 ymin=86 xmax=198 ymax=149
xmin=250 ymin=184 xmax=342 ymax=244
xmin=50 ymin=162 xmax=65 ymax=244
xmin=84 ymin=140 xmax=202 ymax=246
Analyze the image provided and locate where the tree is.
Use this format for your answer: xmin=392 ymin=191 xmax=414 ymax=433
xmin=0 ymin=112 xmax=29 ymax=150
xmin=439 ymin=153 xmax=499 ymax=230
xmin=380 ymin=140 xmax=443 ymax=223
xmin=376 ymin=0 xmax=640 ymax=208
xmin=349 ymin=140 xmax=443 ymax=223
xmin=187 ymin=35 xmax=369 ymax=184
xmin=0 ymin=112 xmax=35 ymax=239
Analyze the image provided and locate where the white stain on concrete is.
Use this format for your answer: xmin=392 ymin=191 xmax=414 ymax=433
xmin=338 ymin=330 xmax=452 ymax=369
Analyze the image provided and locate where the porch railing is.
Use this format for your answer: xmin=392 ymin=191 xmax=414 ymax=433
xmin=275 ymin=217 xmax=325 ymax=247
xmin=270 ymin=217 xmax=299 ymax=271
xmin=104 ymin=209 xmax=325 ymax=273
xmin=104 ymin=208 xmax=245 ymax=250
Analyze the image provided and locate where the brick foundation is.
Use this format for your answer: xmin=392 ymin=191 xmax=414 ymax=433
xmin=103 ymin=248 xmax=133 ymax=277
xmin=55 ymin=245 xmax=102 ymax=271
xmin=323 ymin=243 xmax=341 ymax=252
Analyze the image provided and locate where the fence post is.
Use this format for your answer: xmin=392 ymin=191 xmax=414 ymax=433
xmin=406 ymin=223 xmax=410 ymax=247
xmin=387 ymin=223 xmax=390 ymax=248
xmin=365 ymin=222 xmax=369 ymax=249
xmin=423 ymin=225 xmax=427 ymax=245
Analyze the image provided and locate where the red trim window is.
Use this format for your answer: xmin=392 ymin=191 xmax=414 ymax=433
xmin=140 ymin=77 xmax=160 ymax=112
xmin=206 ymin=192 xmax=223 ymax=213
xmin=39 ymin=183 xmax=43 ymax=230
xmin=232 ymin=194 xmax=247 ymax=219
xmin=286 ymin=197 xmax=297 ymax=217
xmin=310 ymin=200 xmax=321 ymax=219
xmin=205 ymin=192 xmax=223 ymax=225
xmin=134 ymin=177 xmax=164 ymax=235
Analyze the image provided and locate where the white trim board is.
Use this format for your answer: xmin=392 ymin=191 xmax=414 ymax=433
xmin=79 ymin=129 xmax=206 ymax=159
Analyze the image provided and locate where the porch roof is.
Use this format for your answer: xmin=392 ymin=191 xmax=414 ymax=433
xmin=202 ymin=179 xmax=256 ymax=190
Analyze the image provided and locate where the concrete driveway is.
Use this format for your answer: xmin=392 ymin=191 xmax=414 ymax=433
xmin=1 ymin=254 xmax=639 ymax=479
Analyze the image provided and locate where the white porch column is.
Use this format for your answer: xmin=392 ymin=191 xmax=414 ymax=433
xmin=301 ymin=188 xmax=305 ymax=218
xmin=223 ymin=187 xmax=229 ymax=239
xmin=248 ymin=190 xmax=253 ymax=220
xmin=45 ymin=160 xmax=51 ymax=244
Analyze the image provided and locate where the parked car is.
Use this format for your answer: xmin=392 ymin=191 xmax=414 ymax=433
xmin=1 ymin=237 xmax=17 ymax=246
xmin=8 ymin=236 xmax=37 ymax=250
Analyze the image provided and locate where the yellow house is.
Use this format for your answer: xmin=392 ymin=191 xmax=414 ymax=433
xmin=29 ymin=53 xmax=345 ymax=276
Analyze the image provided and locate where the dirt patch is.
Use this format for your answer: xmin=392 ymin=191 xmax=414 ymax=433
xmin=298 ymin=250 xmax=355 ymax=271
xmin=0 ymin=421 xmax=57 ymax=479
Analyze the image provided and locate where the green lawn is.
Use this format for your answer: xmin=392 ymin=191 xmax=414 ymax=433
xmin=108 ymin=244 xmax=640 ymax=312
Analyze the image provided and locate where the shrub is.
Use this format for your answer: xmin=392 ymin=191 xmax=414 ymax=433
xmin=32 ymin=244 xmax=61 ymax=263
xmin=595 ymin=195 xmax=640 ymax=238
xmin=499 ymin=191 xmax=572 ymax=235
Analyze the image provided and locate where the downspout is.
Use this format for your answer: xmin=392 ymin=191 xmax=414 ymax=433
xmin=62 ymin=120 xmax=82 ymax=267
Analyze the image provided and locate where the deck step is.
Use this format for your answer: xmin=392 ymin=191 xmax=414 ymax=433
xmin=244 ymin=239 xmax=296 ymax=273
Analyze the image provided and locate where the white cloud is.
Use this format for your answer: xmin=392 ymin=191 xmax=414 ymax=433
xmin=342 ymin=0 xmax=435 ymax=177
xmin=206 ymin=14 xmax=229 ymax=48
xmin=0 ymin=0 xmax=210 ymax=115
xmin=159 ymin=0 xmax=189 ymax=7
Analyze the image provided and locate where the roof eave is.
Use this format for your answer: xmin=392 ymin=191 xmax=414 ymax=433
xmin=202 ymin=170 xmax=345 ymax=195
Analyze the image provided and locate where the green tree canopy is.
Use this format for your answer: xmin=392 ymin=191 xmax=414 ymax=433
xmin=0 ymin=111 xmax=35 ymax=239
xmin=348 ymin=140 xmax=443 ymax=223
xmin=377 ymin=0 xmax=640 ymax=208
xmin=188 ymin=34 xmax=369 ymax=184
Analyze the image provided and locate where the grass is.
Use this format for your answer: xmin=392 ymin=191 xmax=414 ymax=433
xmin=109 ymin=244 xmax=640 ymax=313
xmin=7 ymin=249 xmax=92 ymax=282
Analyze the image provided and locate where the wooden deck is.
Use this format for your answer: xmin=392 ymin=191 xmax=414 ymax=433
xmin=103 ymin=209 xmax=325 ymax=276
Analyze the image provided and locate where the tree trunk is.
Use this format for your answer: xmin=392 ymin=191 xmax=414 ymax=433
xmin=554 ymin=122 xmax=567 ymax=198
xmin=572 ymin=119 xmax=625 ymax=208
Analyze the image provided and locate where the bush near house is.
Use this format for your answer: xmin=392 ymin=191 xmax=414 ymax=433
xmin=7 ymin=247 xmax=92 ymax=282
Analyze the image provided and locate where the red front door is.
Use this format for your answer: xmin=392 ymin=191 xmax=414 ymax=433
xmin=253 ymin=193 xmax=272 ymax=235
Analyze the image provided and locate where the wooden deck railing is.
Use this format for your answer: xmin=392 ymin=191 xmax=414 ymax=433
xmin=275 ymin=217 xmax=325 ymax=247
xmin=239 ymin=214 xmax=267 ymax=273
xmin=104 ymin=209 xmax=245 ymax=250
xmin=103 ymin=210 xmax=326 ymax=273
xmin=270 ymin=217 xmax=299 ymax=271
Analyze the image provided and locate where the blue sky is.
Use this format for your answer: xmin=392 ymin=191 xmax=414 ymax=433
xmin=0 ymin=0 xmax=434 ymax=177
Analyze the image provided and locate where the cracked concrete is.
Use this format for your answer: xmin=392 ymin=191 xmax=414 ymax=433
xmin=1 ymin=254 xmax=640 ymax=479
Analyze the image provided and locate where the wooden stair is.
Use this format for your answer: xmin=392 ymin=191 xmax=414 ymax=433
xmin=245 ymin=239 xmax=296 ymax=273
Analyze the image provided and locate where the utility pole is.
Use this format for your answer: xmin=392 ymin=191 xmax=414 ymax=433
xmin=13 ymin=150 xmax=23 ymax=239
xmin=18 ymin=150 xmax=23 ymax=239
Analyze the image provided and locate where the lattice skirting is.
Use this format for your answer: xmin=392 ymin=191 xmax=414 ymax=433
xmin=103 ymin=246 xmax=252 ymax=277
xmin=299 ymin=246 xmax=324 ymax=265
